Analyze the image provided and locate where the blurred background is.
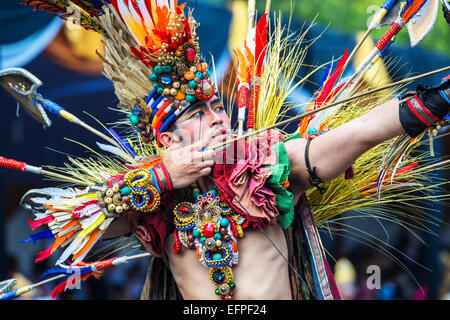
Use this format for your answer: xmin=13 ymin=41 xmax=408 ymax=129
xmin=0 ymin=0 xmax=449 ymax=300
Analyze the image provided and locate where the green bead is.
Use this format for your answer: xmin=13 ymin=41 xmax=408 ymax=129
xmin=193 ymin=229 xmax=200 ymax=238
xmin=229 ymin=283 xmax=236 ymax=290
xmin=154 ymin=65 xmax=163 ymax=74
xmin=200 ymin=236 xmax=206 ymax=244
xmin=128 ymin=114 xmax=139 ymax=126
xmin=215 ymin=289 xmax=221 ymax=296
xmin=153 ymin=83 xmax=160 ymax=89
xmin=214 ymin=232 xmax=222 ymax=240
xmin=157 ymin=87 xmax=164 ymax=94
xmin=149 ymin=73 xmax=158 ymax=82
xmin=213 ymin=253 xmax=222 ymax=261
xmin=188 ymin=80 xmax=197 ymax=89
xmin=163 ymin=65 xmax=172 ymax=73
xmin=120 ymin=186 xmax=131 ymax=196
xmin=220 ymin=218 xmax=229 ymax=227
xmin=186 ymin=94 xmax=196 ymax=103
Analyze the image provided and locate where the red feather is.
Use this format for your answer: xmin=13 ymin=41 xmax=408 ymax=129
xmin=254 ymin=13 xmax=268 ymax=76
xmin=315 ymin=49 xmax=349 ymax=107
xmin=51 ymin=280 xmax=68 ymax=299
xmin=28 ymin=216 xmax=55 ymax=231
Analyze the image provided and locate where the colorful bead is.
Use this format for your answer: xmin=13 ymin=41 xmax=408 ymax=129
xmin=184 ymin=71 xmax=195 ymax=80
xmin=195 ymin=71 xmax=203 ymax=80
xmin=192 ymin=228 xmax=200 ymax=238
xmin=219 ymin=218 xmax=229 ymax=227
xmin=213 ymin=253 xmax=222 ymax=261
xmin=213 ymin=271 xmax=225 ymax=283
xmin=161 ymin=76 xmax=172 ymax=84
xmin=154 ymin=65 xmax=163 ymax=74
xmin=129 ymin=114 xmax=139 ymax=126
xmin=189 ymin=80 xmax=197 ymax=89
xmin=213 ymin=232 xmax=222 ymax=240
xmin=186 ymin=94 xmax=196 ymax=103
xmin=149 ymin=73 xmax=158 ymax=82
xmin=163 ymin=65 xmax=172 ymax=73
xmin=120 ymin=186 xmax=131 ymax=196
xmin=203 ymin=223 xmax=215 ymax=238
xmin=186 ymin=48 xmax=196 ymax=62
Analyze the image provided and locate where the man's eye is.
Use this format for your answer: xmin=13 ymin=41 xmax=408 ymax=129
xmin=192 ymin=110 xmax=204 ymax=117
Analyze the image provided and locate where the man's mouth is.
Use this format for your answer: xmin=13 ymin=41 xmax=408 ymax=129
xmin=210 ymin=128 xmax=229 ymax=140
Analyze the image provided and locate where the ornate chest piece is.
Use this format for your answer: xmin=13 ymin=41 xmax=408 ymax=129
xmin=172 ymin=186 xmax=246 ymax=300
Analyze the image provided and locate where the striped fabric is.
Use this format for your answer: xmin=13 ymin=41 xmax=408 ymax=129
xmin=405 ymin=95 xmax=439 ymax=126
xmin=298 ymin=195 xmax=341 ymax=300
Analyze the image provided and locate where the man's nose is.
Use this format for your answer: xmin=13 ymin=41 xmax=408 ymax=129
xmin=208 ymin=109 xmax=223 ymax=127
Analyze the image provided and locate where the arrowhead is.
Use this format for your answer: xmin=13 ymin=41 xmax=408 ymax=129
xmin=406 ymin=0 xmax=439 ymax=47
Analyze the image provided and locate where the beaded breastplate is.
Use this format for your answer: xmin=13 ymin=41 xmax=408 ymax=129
xmin=172 ymin=186 xmax=247 ymax=300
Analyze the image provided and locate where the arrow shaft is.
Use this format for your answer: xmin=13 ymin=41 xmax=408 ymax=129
xmin=210 ymin=66 xmax=450 ymax=150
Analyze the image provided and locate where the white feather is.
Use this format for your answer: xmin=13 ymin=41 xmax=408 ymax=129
xmin=96 ymin=142 xmax=133 ymax=161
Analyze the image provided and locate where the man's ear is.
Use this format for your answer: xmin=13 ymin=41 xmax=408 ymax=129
xmin=159 ymin=131 xmax=179 ymax=148
xmin=134 ymin=225 xmax=162 ymax=257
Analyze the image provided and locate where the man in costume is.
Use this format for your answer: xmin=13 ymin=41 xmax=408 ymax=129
xmin=1 ymin=0 xmax=449 ymax=301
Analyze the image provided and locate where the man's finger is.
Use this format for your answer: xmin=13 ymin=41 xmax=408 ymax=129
xmin=192 ymin=149 xmax=215 ymax=163
xmin=188 ymin=138 xmax=210 ymax=152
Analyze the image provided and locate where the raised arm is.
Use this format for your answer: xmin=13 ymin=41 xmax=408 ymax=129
xmin=285 ymin=78 xmax=450 ymax=196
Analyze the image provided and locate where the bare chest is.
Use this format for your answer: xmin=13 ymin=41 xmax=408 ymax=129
xmin=165 ymin=223 xmax=292 ymax=300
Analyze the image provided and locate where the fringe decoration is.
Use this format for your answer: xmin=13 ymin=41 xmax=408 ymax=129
xmin=20 ymin=229 xmax=54 ymax=244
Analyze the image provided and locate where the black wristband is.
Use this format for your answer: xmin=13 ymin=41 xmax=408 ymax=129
xmin=399 ymin=80 xmax=450 ymax=137
xmin=305 ymin=139 xmax=325 ymax=194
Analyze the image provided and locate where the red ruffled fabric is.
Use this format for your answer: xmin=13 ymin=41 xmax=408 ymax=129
xmin=213 ymin=130 xmax=285 ymax=227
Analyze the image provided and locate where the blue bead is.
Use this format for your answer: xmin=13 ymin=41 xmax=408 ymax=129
xmin=153 ymin=83 xmax=160 ymax=89
xmin=157 ymin=87 xmax=164 ymax=94
xmin=200 ymin=236 xmax=206 ymax=244
xmin=161 ymin=76 xmax=172 ymax=85
xmin=307 ymin=127 xmax=318 ymax=135
xmin=213 ymin=271 xmax=225 ymax=283
xmin=214 ymin=233 xmax=222 ymax=240
xmin=213 ymin=253 xmax=222 ymax=261
xmin=133 ymin=107 xmax=140 ymax=115
xmin=163 ymin=65 xmax=172 ymax=73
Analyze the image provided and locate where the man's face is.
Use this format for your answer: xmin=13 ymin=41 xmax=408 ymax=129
xmin=172 ymin=96 xmax=232 ymax=147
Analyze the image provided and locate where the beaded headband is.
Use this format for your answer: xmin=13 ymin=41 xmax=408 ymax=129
xmin=113 ymin=0 xmax=216 ymax=146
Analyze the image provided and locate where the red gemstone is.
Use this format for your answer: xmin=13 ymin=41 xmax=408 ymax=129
xmin=203 ymin=223 xmax=215 ymax=238
xmin=186 ymin=48 xmax=196 ymax=62
xmin=180 ymin=206 xmax=189 ymax=213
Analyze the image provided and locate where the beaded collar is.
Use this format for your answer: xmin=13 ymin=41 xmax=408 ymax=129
xmin=172 ymin=185 xmax=248 ymax=300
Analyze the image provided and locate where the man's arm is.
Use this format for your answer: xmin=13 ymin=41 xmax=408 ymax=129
xmin=285 ymin=98 xmax=405 ymax=195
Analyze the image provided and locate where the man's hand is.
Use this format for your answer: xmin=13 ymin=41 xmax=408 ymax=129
xmin=161 ymin=138 xmax=216 ymax=189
